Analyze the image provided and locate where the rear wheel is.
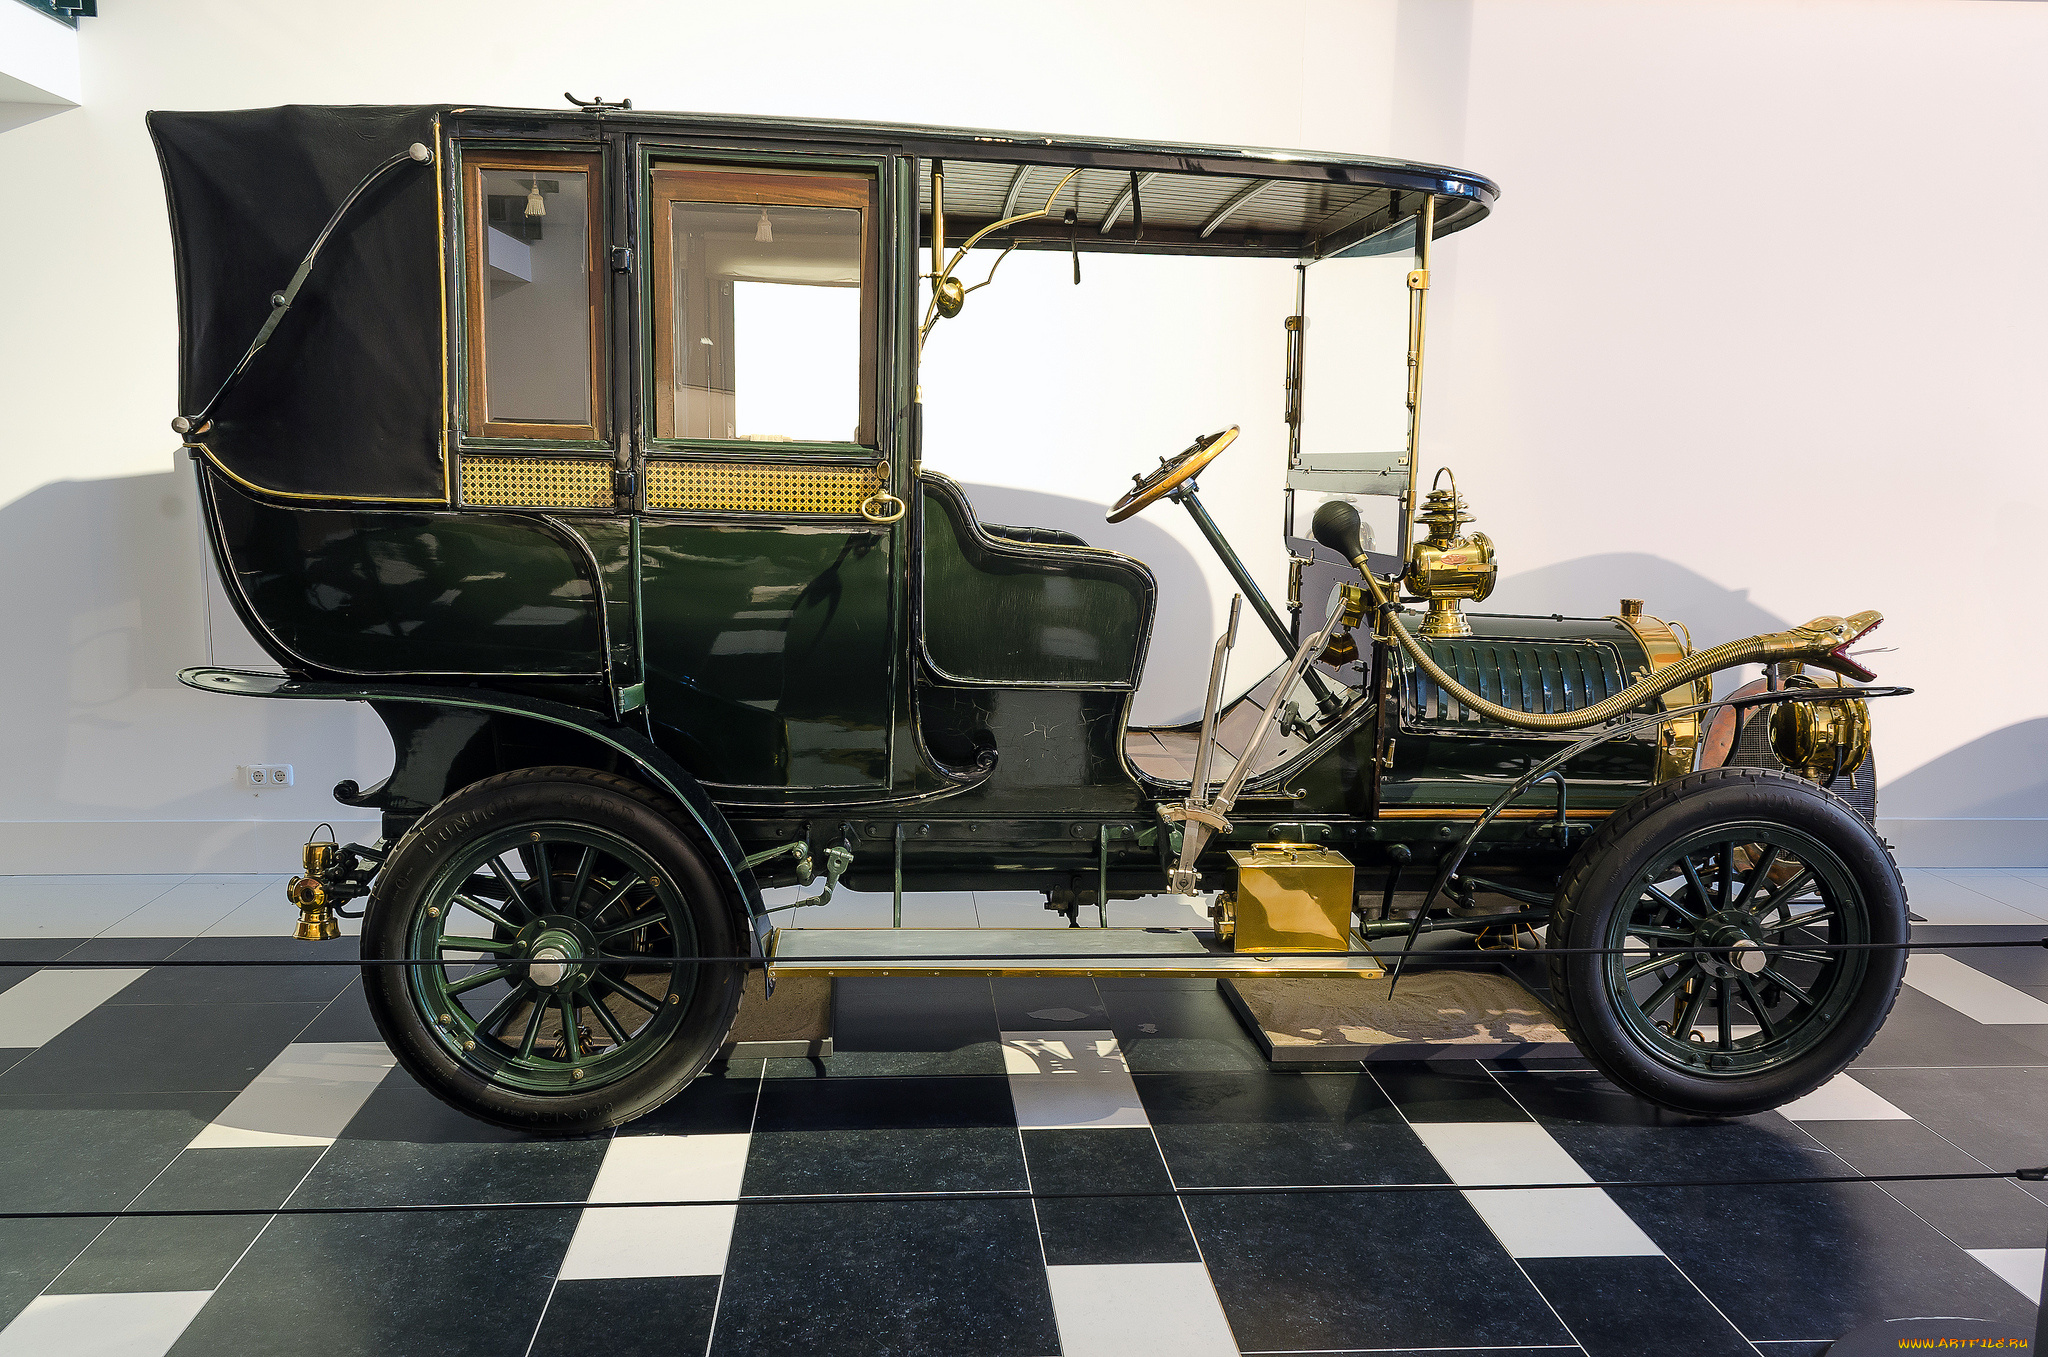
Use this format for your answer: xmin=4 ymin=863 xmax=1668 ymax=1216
xmin=1547 ymin=767 xmax=1906 ymax=1117
xmin=364 ymin=766 xmax=744 ymax=1134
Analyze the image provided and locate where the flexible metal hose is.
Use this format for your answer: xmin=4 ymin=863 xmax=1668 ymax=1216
xmin=1356 ymin=571 xmax=1880 ymax=732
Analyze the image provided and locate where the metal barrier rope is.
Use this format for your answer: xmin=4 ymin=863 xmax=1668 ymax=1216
xmin=4 ymin=1165 xmax=2044 ymax=1222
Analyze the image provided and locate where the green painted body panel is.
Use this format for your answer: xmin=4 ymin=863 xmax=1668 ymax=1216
xmin=208 ymin=474 xmax=603 ymax=676
xmin=638 ymin=521 xmax=894 ymax=788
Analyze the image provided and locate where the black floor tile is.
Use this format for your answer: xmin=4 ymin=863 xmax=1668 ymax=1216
xmin=166 ymin=1210 xmax=575 ymax=1357
xmin=1923 ymin=936 xmax=2048 ymax=989
xmin=1796 ymin=1118 xmax=2048 ymax=1248
xmin=0 ymin=999 xmax=325 ymax=1094
xmin=0 ymin=1049 xmax=30 ymax=1079
xmin=1851 ymin=1066 xmax=2048 ymax=1180
xmin=58 ymin=938 xmax=187 ymax=962
xmin=47 ymin=1146 xmax=322 ymax=1294
xmin=1097 ymin=979 xmax=1267 ymax=1072
xmin=626 ymin=1064 xmax=759 ymax=1137
xmin=814 ymin=976 xmax=1004 ymax=1076
xmin=1372 ymin=1059 xmax=1531 ymax=1122
xmin=1750 ymin=1345 xmax=1830 ymax=1356
xmin=1854 ymin=987 xmax=2048 ymax=1067
xmin=1495 ymin=1068 xmax=1728 ymax=1131
xmin=0 ymin=938 xmax=89 ymax=964
xmin=295 ymin=980 xmax=382 ymax=1042
xmin=992 ymin=975 xmax=1107 ymax=1030
xmin=1021 ymin=1127 xmax=1197 ymax=1265
xmin=532 ymin=1276 xmax=720 ymax=1356
xmin=0 ymin=1090 xmax=233 ymax=1212
xmin=121 ymin=936 xmax=361 ymax=1005
xmin=290 ymin=1084 xmax=607 ymax=1208
xmin=1521 ymin=1256 xmax=1753 ymax=1356
xmin=1138 ymin=1069 xmax=1448 ymax=1186
xmin=742 ymin=1075 xmax=1023 ymax=1195
xmin=712 ymin=1199 xmax=1057 ymax=1357
xmin=0 ymin=1218 xmax=104 ymax=1328
xmin=1187 ymin=1190 xmax=1570 ymax=1351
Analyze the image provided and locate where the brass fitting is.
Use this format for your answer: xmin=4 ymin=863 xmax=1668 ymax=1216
xmin=1770 ymin=673 xmax=1872 ymax=787
xmin=1404 ymin=470 xmax=1496 ymax=637
xmin=287 ymin=835 xmax=341 ymax=940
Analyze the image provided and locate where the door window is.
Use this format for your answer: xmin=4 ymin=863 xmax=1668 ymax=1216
xmin=650 ymin=166 xmax=876 ymax=445
xmin=461 ymin=150 xmax=605 ymax=441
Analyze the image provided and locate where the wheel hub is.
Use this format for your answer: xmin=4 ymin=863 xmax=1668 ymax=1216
xmin=1696 ymin=909 xmax=1768 ymax=979
xmin=524 ymin=926 xmax=584 ymax=989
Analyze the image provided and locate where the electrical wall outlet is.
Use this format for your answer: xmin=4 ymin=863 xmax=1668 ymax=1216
xmin=240 ymin=764 xmax=294 ymax=790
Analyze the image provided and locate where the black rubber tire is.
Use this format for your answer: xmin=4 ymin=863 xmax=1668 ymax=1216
xmin=363 ymin=766 xmax=745 ymax=1135
xmin=1546 ymin=767 xmax=1906 ymax=1117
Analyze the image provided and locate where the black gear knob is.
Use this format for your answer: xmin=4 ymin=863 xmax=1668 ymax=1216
xmin=1312 ymin=498 xmax=1370 ymax=565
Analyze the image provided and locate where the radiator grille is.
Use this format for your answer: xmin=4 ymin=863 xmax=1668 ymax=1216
xmin=1400 ymin=637 xmax=1630 ymax=727
xmin=460 ymin=456 xmax=611 ymax=508
xmin=645 ymin=460 xmax=884 ymax=514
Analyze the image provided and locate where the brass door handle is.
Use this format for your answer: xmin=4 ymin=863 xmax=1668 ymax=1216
xmin=859 ymin=461 xmax=906 ymax=523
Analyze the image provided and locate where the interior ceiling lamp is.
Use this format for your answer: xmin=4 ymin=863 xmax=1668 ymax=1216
xmin=524 ymin=176 xmax=546 ymax=219
xmin=755 ymin=209 xmax=773 ymax=243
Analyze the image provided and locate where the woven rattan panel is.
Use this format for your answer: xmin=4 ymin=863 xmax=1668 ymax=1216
xmin=645 ymin=460 xmax=883 ymax=514
xmin=461 ymin=456 xmax=612 ymax=508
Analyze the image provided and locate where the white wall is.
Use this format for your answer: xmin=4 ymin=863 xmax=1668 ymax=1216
xmin=0 ymin=0 xmax=2040 ymax=870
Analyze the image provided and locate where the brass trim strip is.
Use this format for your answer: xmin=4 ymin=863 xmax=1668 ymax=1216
xmin=460 ymin=455 xmax=612 ymax=508
xmin=645 ymin=459 xmax=885 ymax=514
xmin=1376 ymin=807 xmax=1611 ymax=820
xmin=186 ymin=441 xmax=446 ymax=506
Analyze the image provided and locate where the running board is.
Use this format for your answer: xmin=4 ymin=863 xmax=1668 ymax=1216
xmin=767 ymin=927 xmax=1386 ymax=980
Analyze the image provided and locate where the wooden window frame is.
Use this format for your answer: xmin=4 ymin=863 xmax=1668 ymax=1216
xmin=648 ymin=165 xmax=878 ymax=447
xmin=461 ymin=149 xmax=607 ymax=442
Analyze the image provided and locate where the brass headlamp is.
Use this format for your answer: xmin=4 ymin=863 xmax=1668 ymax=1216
xmin=1770 ymin=668 xmax=1873 ymax=787
xmin=1404 ymin=469 xmax=1496 ymax=638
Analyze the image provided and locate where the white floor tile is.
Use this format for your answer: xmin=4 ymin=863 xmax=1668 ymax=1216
xmin=0 ymin=968 xmax=150 ymax=1047
xmin=1929 ymin=871 xmax=2048 ymax=917
xmin=1407 ymin=1121 xmax=1661 ymax=1258
xmin=1774 ymin=1073 xmax=1911 ymax=1121
xmin=1002 ymin=1030 xmax=1149 ymax=1129
xmin=100 ymin=877 xmax=274 ymax=938
xmin=1101 ymin=894 xmax=1213 ymax=928
xmin=1899 ymin=870 xmax=2044 ymax=925
xmin=187 ymin=1041 xmax=396 ymax=1149
xmin=1905 ymin=954 xmax=2048 ymax=1025
xmin=761 ymin=888 xmax=977 ymax=929
xmin=0 ymin=1290 xmax=212 ymax=1357
xmin=975 ymin=891 xmax=1069 ymax=927
xmin=1045 ymin=1262 xmax=1238 ymax=1357
xmin=0 ymin=876 xmax=185 ymax=938
xmin=1967 ymin=1248 xmax=2044 ymax=1304
xmin=557 ymin=1132 xmax=750 ymax=1279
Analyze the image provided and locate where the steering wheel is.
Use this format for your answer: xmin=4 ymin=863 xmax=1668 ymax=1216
xmin=1106 ymin=425 xmax=1239 ymax=523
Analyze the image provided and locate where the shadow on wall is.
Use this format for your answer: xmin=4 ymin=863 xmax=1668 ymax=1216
xmin=959 ymin=482 xmax=1215 ymax=725
xmin=1883 ymin=719 xmax=2048 ymax=820
xmin=1485 ymin=553 xmax=1789 ymax=650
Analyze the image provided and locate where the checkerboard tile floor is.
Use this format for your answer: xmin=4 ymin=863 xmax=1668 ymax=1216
xmin=0 ymin=871 xmax=2043 ymax=1355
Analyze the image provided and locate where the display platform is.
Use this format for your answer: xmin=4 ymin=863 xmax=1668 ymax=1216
xmin=1221 ymin=968 xmax=1576 ymax=1063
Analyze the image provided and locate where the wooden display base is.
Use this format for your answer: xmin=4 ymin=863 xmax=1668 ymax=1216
xmin=1221 ymin=968 xmax=1576 ymax=1063
xmin=724 ymin=969 xmax=833 ymax=1060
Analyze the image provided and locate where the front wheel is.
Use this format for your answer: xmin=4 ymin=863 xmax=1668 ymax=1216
xmin=1547 ymin=767 xmax=1906 ymax=1117
xmin=364 ymin=767 xmax=745 ymax=1135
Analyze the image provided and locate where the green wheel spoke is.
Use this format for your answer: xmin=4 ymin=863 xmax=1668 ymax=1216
xmin=1642 ymin=962 xmax=1703 ymax=1022
xmin=559 ymin=996 xmax=581 ymax=1061
xmin=1735 ymin=845 xmax=1782 ymax=911
xmin=1768 ymin=907 xmax=1835 ymax=935
xmin=569 ymin=846 xmax=596 ymax=917
xmin=594 ymin=972 xmax=662 ymax=1015
xmin=1717 ymin=976 xmax=1733 ymax=1048
xmin=517 ymin=1002 xmax=546 ymax=1059
xmin=489 ymin=858 xmax=537 ymax=922
xmin=444 ymin=965 xmax=511 ymax=997
xmin=1678 ymin=856 xmax=1714 ymax=917
xmin=1625 ymin=955 xmax=1680 ymax=981
xmin=1734 ymin=973 xmax=1779 ymax=1041
xmin=451 ymin=894 xmax=516 ymax=930
xmin=1627 ymin=924 xmax=1695 ymax=942
xmin=585 ymin=874 xmax=644 ymax=927
xmin=595 ymin=911 xmax=667 ymax=944
xmin=1759 ymin=966 xmax=1817 ymax=1009
xmin=588 ymin=993 xmax=634 ymax=1047
xmin=530 ymin=842 xmax=552 ymax=912
xmin=474 ymin=986 xmax=528 ymax=1036
xmin=1643 ymin=885 xmax=1700 ymax=924
xmin=1715 ymin=842 xmax=1735 ymax=910
xmin=439 ymin=935 xmax=519 ymax=955
xmin=1760 ymin=866 xmax=1816 ymax=917
xmin=1674 ymin=974 xmax=1711 ymax=1041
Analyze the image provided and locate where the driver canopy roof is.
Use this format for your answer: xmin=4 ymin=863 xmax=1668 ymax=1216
xmin=149 ymin=102 xmax=1497 ymax=504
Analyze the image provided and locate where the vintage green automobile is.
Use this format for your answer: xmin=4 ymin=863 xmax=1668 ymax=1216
xmin=152 ymin=99 xmax=1903 ymax=1133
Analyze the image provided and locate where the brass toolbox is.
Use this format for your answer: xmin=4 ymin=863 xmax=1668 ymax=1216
xmin=1218 ymin=842 xmax=1356 ymax=952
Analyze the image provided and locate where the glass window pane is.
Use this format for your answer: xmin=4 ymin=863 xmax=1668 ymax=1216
xmin=669 ymin=201 xmax=861 ymax=442
xmin=480 ymin=167 xmax=592 ymax=427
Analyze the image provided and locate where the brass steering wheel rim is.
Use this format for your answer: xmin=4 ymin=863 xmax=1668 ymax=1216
xmin=1105 ymin=425 xmax=1239 ymax=524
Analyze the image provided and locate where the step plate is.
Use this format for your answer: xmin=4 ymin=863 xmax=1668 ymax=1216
xmin=767 ymin=927 xmax=1386 ymax=979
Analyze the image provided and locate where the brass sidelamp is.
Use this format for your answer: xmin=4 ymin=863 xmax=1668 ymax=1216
xmin=286 ymin=827 xmax=341 ymax=941
xmin=1404 ymin=470 xmax=1496 ymax=637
